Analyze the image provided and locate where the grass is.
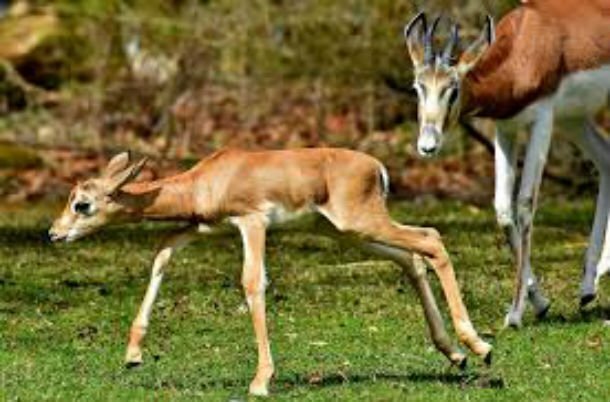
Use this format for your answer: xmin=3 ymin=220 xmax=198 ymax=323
xmin=0 ymin=199 xmax=609 ymax=401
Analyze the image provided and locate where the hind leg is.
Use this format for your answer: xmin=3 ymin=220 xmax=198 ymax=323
xmin=364 ymin=242 xmax=467 ymax=367
xmin=575 ymin=120 xmax=610 ymax=305
xmin=320 ymin=202 xmax=491 ymax=360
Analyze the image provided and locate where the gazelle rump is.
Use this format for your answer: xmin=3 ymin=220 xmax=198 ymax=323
xmin=405 ymin=0 xmax=610 ymax=327
xmin=49 ymin=149 xmax=491 ymax=396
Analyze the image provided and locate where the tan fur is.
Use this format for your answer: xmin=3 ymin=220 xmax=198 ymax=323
xmin=49 ymin=148 xmax=491 ymax=396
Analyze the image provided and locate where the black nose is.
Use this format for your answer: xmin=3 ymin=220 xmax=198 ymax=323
xmin=48 ymin=230 xmax=62 ymax=243
xmin=419 ymin=145 xmax=437 ymax=154
xmin=418 ymin=144 xmax=438 ymax=157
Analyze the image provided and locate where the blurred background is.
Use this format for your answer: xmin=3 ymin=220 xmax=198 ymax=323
xmin=0 ymin=0 xmax=603 ymax=203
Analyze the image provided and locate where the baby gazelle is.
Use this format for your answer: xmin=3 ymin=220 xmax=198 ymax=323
xmin=49 ymin=149 xmax=491 ymax=396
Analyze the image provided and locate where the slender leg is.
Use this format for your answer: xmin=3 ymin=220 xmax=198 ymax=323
xmin=495 ymin=125 xmax=549 ymax=322
xmin=575 ymin=120 xmax=610 ymax=305
xmin=125 ymin=225 xmax=199 ymax=366
xmin=493 ymin=125 xmax=518 ymax=238
xmin=232 ymin=214 xmax=274 ymax=397
xmin=364 ymin=242 xmax=467 ymax=366
xmin=582 ymin=176 xmax=610 ymax=303
xmin=493 ymin=126 xmax=526 ymax=312
xmin=595 ymin=224 xmax=610 ymax=287
xmin=384 ymin=225 xmax=491 ymax=358
xmin=321 ymin=199 xmax=492 ymax=360
xmin=584 ymin=123 xmax=610 ymax=291
xmin=506 ymin=100 xmax=554 ymax=327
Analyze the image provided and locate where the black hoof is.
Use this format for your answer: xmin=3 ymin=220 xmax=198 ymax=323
xmin=125 ymin=361 xmax=142 ymax=369
xmin=458 ymin=356 xmax=468 ymax=371
xmin=483 ymin=351 xmax=492 ymax=366
xmin=535 ymin=303 xmax=551 ymax=320
xmin=580 ymin=294 xmax=596 ymax=308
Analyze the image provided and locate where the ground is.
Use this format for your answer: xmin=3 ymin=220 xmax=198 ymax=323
xmin=0 ymin=199 xmax=608 ymax=401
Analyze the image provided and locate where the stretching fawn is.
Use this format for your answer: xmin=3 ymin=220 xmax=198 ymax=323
xmin=49 ymin=149 xmax=491 ymax=396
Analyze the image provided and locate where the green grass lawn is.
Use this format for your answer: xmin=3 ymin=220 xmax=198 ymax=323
xmin=0 ymin=200 xmax=608 ymax=401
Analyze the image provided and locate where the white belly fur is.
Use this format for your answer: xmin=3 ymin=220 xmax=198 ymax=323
xmin=259 ymin=201 xmax=315 ymax=226
xmin=514 ymin=64 xmax=610 ymax=125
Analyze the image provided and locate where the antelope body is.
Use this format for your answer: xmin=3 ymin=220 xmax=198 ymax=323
xmin=464 ymin=0 xmax=610 ymax=118
xmin=406 ymin=0 xmax=610 ymax=327
xmin=49 ymin=149 xmax=491 ymax=396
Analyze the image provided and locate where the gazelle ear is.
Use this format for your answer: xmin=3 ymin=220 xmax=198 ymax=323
xmin=105 ymin=157 xmax=147 ymax=195
xmin=457 ymin=15 xmax=495 ymax=76
xmin=404 ymin=12 xmax=428 ymax=70
xmin=104 ymin=152 xmax=131 ymax=178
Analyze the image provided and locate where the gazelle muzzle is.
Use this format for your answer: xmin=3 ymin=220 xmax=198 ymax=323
xmin=417 ymin=124 xmax=443 ymax=157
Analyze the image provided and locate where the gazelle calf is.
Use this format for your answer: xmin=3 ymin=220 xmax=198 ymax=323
xmin=49 ymin=149 xmax=491 ymax=396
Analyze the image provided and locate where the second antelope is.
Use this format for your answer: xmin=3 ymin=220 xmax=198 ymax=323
xmin=49 ymin=149 xmax=491 ymax=396
xmin=405 ymin=0 xmax=610 ymax=327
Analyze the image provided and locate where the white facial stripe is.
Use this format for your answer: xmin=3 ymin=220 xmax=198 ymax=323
xmin=414 ymin=82 xmax=425 ymax=99
xmin=417 ymin=78 xmax=460 ymax=130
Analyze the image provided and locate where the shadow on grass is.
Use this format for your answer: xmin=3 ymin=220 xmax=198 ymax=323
xmin=135 ymin=368 xmax=505 ymax=395
xmin=538 ymin=306 xmax=610 ymax=324
xmin=0 ymin=227 xmax=50 ymax=246
xmin=0 ymin=225 xmax=195 ymax=247
xmin=278 ymin=370 xmax=505 ymax=390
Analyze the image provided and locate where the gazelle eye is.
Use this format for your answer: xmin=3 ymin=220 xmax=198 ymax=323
xmin=72 ymin=201 xmax=92 ymax=216
xmin=448 ymin=87 xmax=459 ymax=106
xmin=413 ymin=82 xmax=426 ymax=98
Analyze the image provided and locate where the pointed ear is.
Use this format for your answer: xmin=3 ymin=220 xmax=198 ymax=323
xmin=457 ymin=15 xmax=495 ymax=76
xmin=404 ymin=12 xmax=428 ymax=71
xmin=105 ymin=157 xmax=147 ymax=195
xmin=104 ymin=152 xmax=131 ymax=178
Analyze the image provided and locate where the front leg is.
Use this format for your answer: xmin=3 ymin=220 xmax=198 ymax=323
xmin=507 ymin=100 xmax=554 ymax=327
xmin=493 ymin=125 xmax=532 ymax=325
xmin=125 ymin=225 xmax=199 ymax=366
xmin=493 ymin=123 xmax=519 ymax=260
xmin=233 ymin=215 xmax=274 ymax=396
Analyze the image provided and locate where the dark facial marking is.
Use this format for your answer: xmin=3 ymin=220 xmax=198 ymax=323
xmin=448 ymin=86 xmax=459 ymax=107
xmin=74 ymin=201 xmax=92 ymax=216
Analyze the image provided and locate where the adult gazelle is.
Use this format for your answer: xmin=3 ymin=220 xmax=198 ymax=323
xmin=405 ymin=0 xmax=610 ymax=327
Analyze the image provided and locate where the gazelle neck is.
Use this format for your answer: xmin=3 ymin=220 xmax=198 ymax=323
xmin=116 ymin=176 xmax=200 ymax=222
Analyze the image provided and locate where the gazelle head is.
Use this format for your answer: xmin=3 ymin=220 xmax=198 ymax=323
xmin=49 ymin=152 xmax=147 ymax=242
xmin=405 ymin=13 xmax=494 ymax=157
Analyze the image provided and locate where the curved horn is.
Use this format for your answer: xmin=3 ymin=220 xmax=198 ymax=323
xmin=485 ymin=15 xmax=496 ymax=44
xmin=424 ymin=16 xmax=441 ymax=65
xmin=442 ymin=23 xmax=460 ymax=65
xmin=404 ymin=12 xmax=427 ymax=44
